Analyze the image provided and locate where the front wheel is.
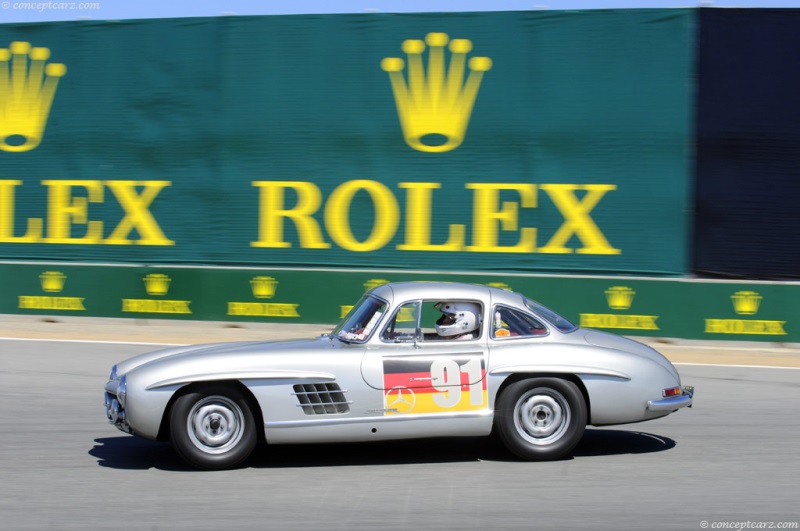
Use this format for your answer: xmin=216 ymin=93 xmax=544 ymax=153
xmin=495 ymin=378 xmax=587 ymax=461
xmin=169 ymin=384 xmax=257 ymax=470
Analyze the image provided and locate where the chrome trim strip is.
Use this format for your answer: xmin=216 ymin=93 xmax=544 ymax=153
xmin=295 ymin=401 xmax=353 ymax=407
xmin=146 ymin=371 xmax=336 ymax=390
xmin=490 ymin=364 xmax=631 ymax=380
xmin=265 ymin=409 xmax=492 ymax=428
xmin=292 ymin=389 xmax=349 ymax=396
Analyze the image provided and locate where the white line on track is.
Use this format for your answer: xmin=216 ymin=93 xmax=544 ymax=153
xmin=673 ymin=362 xmax=800 ymax=370
xmin=0 ymin=337 xmax=183 ymax=346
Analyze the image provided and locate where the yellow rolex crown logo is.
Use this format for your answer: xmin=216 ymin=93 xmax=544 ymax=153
xmin=731 ymin=290 xmax=762 ymax=315
xmin=382 ymin=32 xmax=492 ymax=153
xmin=143 ymin=273 xmax=171 ymax=296
xmin=0 ymin=41 xmax=67 ymax=152
xmin=39 ymin=271 xmax=66 ymax=293
xmin=364 ymin=278 xmax=390 ymax=291
xmin=486 ymin=282 xmax=512 ymax=291
xmin=605 ymin=286 xmax=635 ymax=310
xmin=250 ymin=276 xmax=278 ymax=299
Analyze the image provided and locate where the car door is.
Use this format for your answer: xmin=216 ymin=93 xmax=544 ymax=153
xmin=361 ymin=300 xmax=489 ymax=416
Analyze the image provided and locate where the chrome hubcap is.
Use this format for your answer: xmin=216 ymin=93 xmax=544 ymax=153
xmin=186 ymin=395 xmax=245 ymax=454
xmin=514 ymin=388 xmax=570 ymax=445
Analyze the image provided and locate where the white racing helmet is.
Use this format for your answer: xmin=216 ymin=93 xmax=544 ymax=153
xmin=435 ymin=301 xmax=480 ymax=337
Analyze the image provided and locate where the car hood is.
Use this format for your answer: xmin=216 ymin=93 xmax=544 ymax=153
xmin=576 ymin=329 xmax=680 ymax=380
xmin=114 ymin=336 xmax=341 ymax=377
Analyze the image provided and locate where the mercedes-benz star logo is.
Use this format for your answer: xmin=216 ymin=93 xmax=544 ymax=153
xmin=385 ymin=386 xmax=416 ymax=414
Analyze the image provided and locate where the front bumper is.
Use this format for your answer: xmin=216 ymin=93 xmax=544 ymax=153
xmin=647 ymin=385 xmax=694 ymax=412
xmin=104 ymin=379 xmax=133 ymax=434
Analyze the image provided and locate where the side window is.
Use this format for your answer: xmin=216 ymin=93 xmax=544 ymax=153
xmin=382 ymin=300 xmax=484 ymax=342
xmin=419 ymin=301 xmax=442 ymax=340
xmin=381 ymin=301 xmax=421 ymax=342
xmin=491 ymin=305 xmax=548 ymax=339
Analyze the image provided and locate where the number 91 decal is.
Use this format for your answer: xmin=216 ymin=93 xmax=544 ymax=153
xmin=383 ymin=355 xmax=488 ymax=415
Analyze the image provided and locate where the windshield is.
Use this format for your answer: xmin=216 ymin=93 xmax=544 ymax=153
xmin=332 ymin=294 xmax=388 ymax=343
xmin=524 ymin=297 xmax=578 ymax=333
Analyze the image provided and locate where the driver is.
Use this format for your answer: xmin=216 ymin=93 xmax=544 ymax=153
xmin=434 ymin=302 xmax=480 ymax=340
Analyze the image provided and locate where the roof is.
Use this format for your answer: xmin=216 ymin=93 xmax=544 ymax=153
xmin=369 ymin=281 xmax=525 ymax=307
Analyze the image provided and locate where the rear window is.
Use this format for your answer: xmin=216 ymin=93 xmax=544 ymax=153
xmin=524 ymin=298 xmax=578 ymax=333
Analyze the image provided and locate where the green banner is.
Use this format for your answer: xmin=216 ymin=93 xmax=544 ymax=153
xmin=0 ymin=10 xmax=694 ymax=275
xmin=1 ymin=263 xmax=797 ymax=342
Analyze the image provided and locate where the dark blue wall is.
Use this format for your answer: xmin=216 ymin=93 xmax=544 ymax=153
xmin=694 ymin=9 xmax=800 ymax=279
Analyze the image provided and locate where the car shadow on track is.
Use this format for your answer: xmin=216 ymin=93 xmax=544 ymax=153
xmin=89 ymin=429 xmax=676 ymax=471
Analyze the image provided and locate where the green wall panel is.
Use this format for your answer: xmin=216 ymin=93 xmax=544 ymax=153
xmin=0 ymin=10 xmax=694 ymax=275
xmin=2 ymin=263 xmax=797 ymax=342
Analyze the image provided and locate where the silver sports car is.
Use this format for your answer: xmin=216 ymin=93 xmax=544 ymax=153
xmin=104 ymin=282 xmax=693 ymax=470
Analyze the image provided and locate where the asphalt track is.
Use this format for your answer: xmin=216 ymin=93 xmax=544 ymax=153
xmin=1 ymin=317 xmax=799 ymax=530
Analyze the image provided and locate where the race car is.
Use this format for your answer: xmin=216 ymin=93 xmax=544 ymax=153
xmin=104 ymin=281 xmax=693 ymax=470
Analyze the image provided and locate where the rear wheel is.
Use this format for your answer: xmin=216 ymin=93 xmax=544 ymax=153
xmin=496 ymin=378 xmax=587 ymax=461
xmin=169 ymin=384 xmax=257 ymax=470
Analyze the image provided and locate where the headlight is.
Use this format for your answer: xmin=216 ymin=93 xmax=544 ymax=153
xmin=117 ymin=375 xmax=127 ymax=408
xmin=109 ymin=365 xmax=117 ymax=380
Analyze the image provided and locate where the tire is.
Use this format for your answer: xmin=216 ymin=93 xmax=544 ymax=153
xmin=169 ymin=384 xmax=258 ymax=470
xmin=495 ymin=378 xmax=587 ymax=461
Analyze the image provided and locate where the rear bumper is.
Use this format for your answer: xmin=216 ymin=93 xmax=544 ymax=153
xmin=647 ymin=385 xmax=694 ymax=412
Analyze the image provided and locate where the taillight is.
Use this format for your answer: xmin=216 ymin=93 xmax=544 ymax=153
xmin=662 ymin=386 xmax=682 ymax=398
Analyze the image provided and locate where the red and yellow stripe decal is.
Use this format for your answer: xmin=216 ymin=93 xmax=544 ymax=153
xmin=382 ymin=355 xmax=488 ymax=415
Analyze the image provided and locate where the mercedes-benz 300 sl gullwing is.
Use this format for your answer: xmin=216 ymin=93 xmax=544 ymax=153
xmin=104 ymin=282 xmax=693 ymax=470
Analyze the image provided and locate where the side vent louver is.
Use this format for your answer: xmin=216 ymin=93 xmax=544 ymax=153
xmin=292 ymin=383 xmax=351 ymax=415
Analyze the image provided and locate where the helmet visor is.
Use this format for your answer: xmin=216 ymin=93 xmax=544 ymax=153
xmin=436 ymin=313 xmax=457 ymax=326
